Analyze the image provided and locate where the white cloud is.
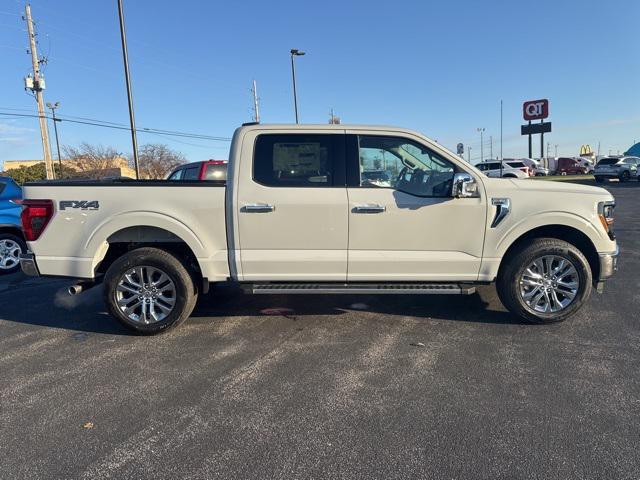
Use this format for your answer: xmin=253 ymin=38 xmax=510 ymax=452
xmin=0 ymin=121 xmax=36 ymax=146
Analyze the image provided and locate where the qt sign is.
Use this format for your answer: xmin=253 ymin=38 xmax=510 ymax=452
xmin=523 ymin=99 xmax=549 ymax=121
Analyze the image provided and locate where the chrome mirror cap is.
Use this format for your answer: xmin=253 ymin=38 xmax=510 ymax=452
xmin=452 ymin=172 xmax=479 ymax=198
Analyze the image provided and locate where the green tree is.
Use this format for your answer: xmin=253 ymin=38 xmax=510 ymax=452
xmin=6 ymin=163 xmax=76 ymax=184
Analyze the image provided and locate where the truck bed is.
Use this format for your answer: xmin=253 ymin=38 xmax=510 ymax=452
xmin=22 ymin=180 xmax=229 ymax=281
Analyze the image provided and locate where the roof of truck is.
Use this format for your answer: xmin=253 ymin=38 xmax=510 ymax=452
xmin=239 ymin=123 xmax=418 ymax=131
xmin=236 ymin=123 xmax=438 ymax=145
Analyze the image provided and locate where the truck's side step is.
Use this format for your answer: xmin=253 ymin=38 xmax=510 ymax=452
xmin=250 ymin=283 xmax=476 ymax=295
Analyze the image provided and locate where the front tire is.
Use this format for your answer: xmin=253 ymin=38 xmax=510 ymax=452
xmin=103 ymin=247 xmax=198 ymax=334
xmin=619 ymin=171 xmax=630 ymax=182
xmin=497 ymin=238 xmax=592 ymax=324
xmin=0 ymin=233 xmax=26 ymax=275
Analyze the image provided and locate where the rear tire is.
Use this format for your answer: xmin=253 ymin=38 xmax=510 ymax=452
xmin=595 ymin=176 xmax=605 ymax=183
xmin=103 ymin=247 xmax=198 ymax=334
xmin=0 ymin=233 xmax=26 ymax=275
xmin=497 ymin=238 xmax=592 ymax=324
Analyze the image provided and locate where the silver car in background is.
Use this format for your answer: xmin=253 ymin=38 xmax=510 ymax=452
xmin=594 ymin=156 xmax=640 ymax=183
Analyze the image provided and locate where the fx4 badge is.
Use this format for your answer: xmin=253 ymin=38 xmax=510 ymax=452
xmin=59 ymin=200 xmax=100 ymax=211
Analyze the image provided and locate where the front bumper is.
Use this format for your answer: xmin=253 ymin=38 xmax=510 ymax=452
xmin=598 ymin=246 xmax=619 ymax=281
xmin=19 ymin=253 xmax=40 ymax=277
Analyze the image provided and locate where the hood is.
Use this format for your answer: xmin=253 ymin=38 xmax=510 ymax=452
xmin=498 ymin=178 xmax=612 ymax=198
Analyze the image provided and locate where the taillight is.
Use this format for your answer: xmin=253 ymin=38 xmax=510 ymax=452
xmin=21 ymin=199 xmax=54 ymax=241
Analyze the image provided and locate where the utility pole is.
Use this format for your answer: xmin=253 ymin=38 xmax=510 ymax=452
xmin=489 ymin=135 xmax=493 ymax=159
xmin=117 ymin=0 xmax=140 ymax=179
xmin=46 ymin=102 xmax=63 ymax=175
xmin=546 ymin=142 xmax=550 ymax=159
xmin=251 ymin=79 xmax=260 ymax=123
xmin=328 ymin=108 xmax=340 ymax=124
xmin=554 ymin=144 xmax=558 ymax=157
xmin=500 ymin=100 xmax=503 ymax=160
xmin=24 ymin=4 xmax=54 ymax=180
xmin=467 ymin=146 xmax=472 ymax=163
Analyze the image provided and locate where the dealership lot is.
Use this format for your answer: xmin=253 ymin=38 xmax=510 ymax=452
xmin=1 ymin=181 xmax=639 ymax=479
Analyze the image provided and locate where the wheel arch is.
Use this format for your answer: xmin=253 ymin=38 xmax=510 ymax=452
xmin=0 ymin=224 xmax=24 ymax=240
xmin=92 ymin=225 xmax=203 ymax=283
xmin=498 ymin=224 xmax=600 ymax=283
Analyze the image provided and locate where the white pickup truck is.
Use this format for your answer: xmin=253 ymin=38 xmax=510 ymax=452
xmin=20 ymin=124 xmax=618 ymax=334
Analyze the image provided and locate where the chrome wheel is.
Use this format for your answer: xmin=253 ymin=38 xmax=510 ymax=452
xmin=518 ymin=255 xmax=579 ymax=313
xmin=0 ymin=239 xmax=22 ymax=271
xmin=115 ymin=266 xmax=176 ymax=324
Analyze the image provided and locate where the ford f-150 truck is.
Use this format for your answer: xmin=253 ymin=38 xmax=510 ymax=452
xmin=20 ymin=124 xmax=619 ymax=334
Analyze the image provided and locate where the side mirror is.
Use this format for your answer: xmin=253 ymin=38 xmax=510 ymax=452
xmin=452 ymin=172 xmax=479 ymax=198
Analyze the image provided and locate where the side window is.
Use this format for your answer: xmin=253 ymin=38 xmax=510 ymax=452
xmin=168 ymin=169 xmax=183 ymax=181
xmin=476 ymin=164 xmax=487 ymax=171
xmin=357 ymin=136 xmax=456 ymax=197
xmin=254 ymin=134 xmax=338 ymax=187
xmin=182 ymin=166 xmax=200 ymax=180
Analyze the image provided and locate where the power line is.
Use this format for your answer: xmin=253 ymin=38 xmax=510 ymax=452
xmin=0 ymin=111 xmax=231 ymax=141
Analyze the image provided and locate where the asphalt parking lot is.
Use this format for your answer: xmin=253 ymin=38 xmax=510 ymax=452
xmin=1 ymin=181 xmax=639 ymax=479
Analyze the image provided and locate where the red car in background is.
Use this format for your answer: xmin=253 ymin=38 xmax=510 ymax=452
xmin=556 ymin=157 xmax=588 ymax=175
xmin=167 ymin=159 xmax=227 ymax=182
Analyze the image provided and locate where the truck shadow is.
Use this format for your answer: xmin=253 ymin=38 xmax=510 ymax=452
xmin=192 ymin=284 xmax=524 ymax=326
xmin=1 ymin=282 xmax=524 ymax=336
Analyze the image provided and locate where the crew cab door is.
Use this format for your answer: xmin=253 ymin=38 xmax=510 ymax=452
xmin=235 ymin=130 xmax=348 ymax=281
xmin=345 ymin=133 xmax=486 ymax=281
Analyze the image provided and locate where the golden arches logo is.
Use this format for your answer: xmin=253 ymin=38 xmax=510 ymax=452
xmin=580 ymin=145 xmax=593 ymax=155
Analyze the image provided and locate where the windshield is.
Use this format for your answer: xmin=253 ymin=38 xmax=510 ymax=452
xmin=0 ymin=178 xmax=20 ymax=199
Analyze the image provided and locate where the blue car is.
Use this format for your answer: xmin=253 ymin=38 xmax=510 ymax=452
xmin=0 ymin=177 xmax=26 ymax=274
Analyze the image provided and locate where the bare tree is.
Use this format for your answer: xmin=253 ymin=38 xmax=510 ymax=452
xmin=62 ymin=143 xmax=125 ymax=178
xmin=137 ymin=144 xmax=185 ymax=179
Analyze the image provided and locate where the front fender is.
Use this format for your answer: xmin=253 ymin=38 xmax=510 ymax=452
xmin=494 ymin=211 xmax=607 ymax=258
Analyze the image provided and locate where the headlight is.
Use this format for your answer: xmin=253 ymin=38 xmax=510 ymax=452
xmin=598 ymin=200 xmax=615 ymax=231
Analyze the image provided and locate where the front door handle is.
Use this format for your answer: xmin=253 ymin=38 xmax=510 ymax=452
xmin=243 ymin=203 xmax=275 ymax=213
xmin=353 ymin=204 xmax=386 ymax=214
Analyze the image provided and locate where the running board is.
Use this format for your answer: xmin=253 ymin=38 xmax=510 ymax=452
xmin=250 ymin=283 xmax=476 ymax=295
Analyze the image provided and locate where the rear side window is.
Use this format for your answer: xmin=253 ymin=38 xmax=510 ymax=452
xmin=597 ymin=158 xmax=619 ymax=166
xmin=0 ymin=183 xmax=5 ymax=195
xmin=204 ymin=163 xmax=227 ymax=180
xmin=507 ymin=162 xmax=526 ymax=168
xmin=254 ymin=134 xmax=344 ymax=187
xmin=182 ymin=166 xmax=200 ymax=180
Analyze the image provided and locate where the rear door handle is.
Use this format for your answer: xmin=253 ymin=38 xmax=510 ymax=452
xmin=243 ymin=203 xmax=275 ymax=213
xmin=353 ymin=204 xmax=386 ymax=214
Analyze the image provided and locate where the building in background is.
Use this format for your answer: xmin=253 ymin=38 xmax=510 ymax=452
xmin=625 ymin=142 xmax=640 ymax=157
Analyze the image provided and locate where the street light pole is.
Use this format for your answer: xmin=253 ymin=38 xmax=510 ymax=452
xmin=477 ymin=127 xmax=485 ymax=163
xmin=117 ymin=0 xmax=140 ymax=179
xmin=46 ymin=102 xmax=63 ymax=176
xmin=290 ymin=49 xmax=305 ymax=124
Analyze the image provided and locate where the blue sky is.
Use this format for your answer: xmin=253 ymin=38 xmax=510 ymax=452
xmin=1 ymin=0 xmax=639 ymax=167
